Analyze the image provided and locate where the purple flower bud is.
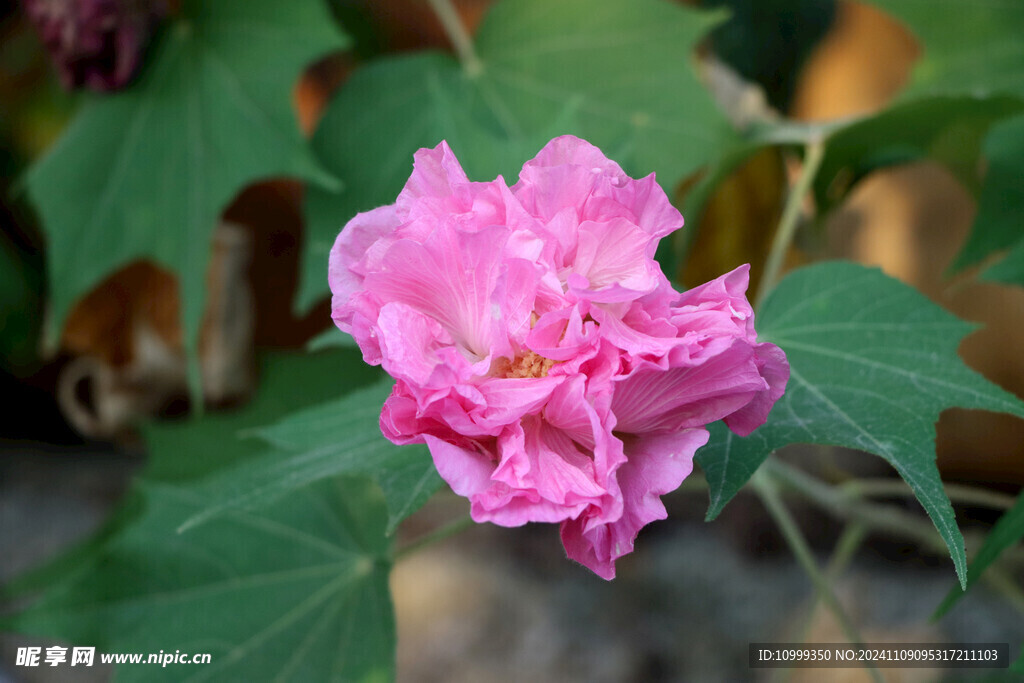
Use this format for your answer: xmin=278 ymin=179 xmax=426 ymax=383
xmin=23 ymin=0 xmax=167 ymax=92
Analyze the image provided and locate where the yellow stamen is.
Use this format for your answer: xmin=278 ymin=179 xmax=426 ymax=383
xmin=497 ymin=350 xmax=556 ymax=379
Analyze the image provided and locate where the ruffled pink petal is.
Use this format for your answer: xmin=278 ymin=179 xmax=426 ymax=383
xmin=396 ymin=141 xmax=470 ymax=218
xmin=723 ymin=342 xmax=790 ymax=436
xmin=524 ymin=135 xmax=627 ymax=176
xmin=329 ymin=204 xmax=400 ymax=333
xmin=611 ymin=340 xmax=768 ymax=434
xmin=376 ymin=302 xmax=453 ymax=386
xmin=364 ymin=224 xmax=509 ymax=363
xmin=605 ymin=173 xmax=683 ymax=238
xmin=561 ymin=428 xmax=708 ymax=579
xmin=422 ymin=433 xmax=495 ymax=500
xmin=482 ymin=416 xmax=606 ymax=523
xmin=570 ymin=219 xmax=661 ymax=300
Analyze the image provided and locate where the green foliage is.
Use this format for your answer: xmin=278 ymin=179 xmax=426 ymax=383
xmin=695 ymin=261 xmax=1024 ymax=586
xmin=952 ymin=113 xmax=1024 ymax=282
xmin=298 ymin=0 xmax=735 ymax=310
xmin=813 ymin=95 xmax=1023 ymax=209
xmin=145 ymin=349 xmax=381 ymax=482
xmin=26 ymin=0 xmax=345 ymax=380
xmin=3 ymin=478 xmax=395 ymax=682
xmin=830 ymin=2 xmax=1024 ymax=276
xmin=935 ymin=491 xmax=1024 ymax=617
xmin=177 ymin=379 xmax=442 ymax=536
xmin=0 ymin=228 xmax=43 ymax=372
xmin=8 ymin=1 xmax=1024 ymax=679
xmin=865 ymin=0 xmax=1024 ymax=98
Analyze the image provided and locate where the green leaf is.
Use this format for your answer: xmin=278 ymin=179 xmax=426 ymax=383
xmin=865 ymin=0 xmax=1024 ymax=98
xmin=144 ymin=348 xmax=381 ymax=482
xmin=3 ymin=477 xmax=395 ymax=682
xmin=298 ymin=0 xmax=735 ymax=310
xmin=934 ymin=491 xmax=1024 ymax=617
xmin=812 ymin=95 xmax=1023 ymax=209
xmin=695 ymin=261 xmax=1024 ymax=587
xmin=981 ymin=241 xmax=1024 ymax=286
xmin=953 ymin=113 xmax=1024 ymax=277
xmin=27 ymin=0 xmax=345 ymax=378
xmin=0 ymin=227 xmax=43 ymax=372
xmin=1013 ymin=645 xmax=1024 ymax=673
xmin=177 ymin=379 xmax=442 ymax=536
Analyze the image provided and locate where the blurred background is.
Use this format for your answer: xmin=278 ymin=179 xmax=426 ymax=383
xmin=1 ymin=0 xmax=1023 ymax=680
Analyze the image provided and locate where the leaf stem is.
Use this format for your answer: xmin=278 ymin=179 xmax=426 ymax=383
xmin=426 ymin=0 xmax=483 ymax=77
xmin=772 ymin=522 xmax=868 ymax=683
xmin=751 ymin=468 xmax=885 ymax=683
xmin=755 ymin=139 xmax=825 ymax=311
xmin=841 ymin=478 xmax=1018 ymax=511
xmin=765 ymin=458 xmax=943 ymax=549
xmin=394 ymin=513 xmax=475 ymax=561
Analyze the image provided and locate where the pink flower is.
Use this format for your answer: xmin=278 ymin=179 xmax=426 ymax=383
xmin=330 ymin=135 xmax=788 ymax=579
xmin=24 ymin=0 xmax=165 ymax=92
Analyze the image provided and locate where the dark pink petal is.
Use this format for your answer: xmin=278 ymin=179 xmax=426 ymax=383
xmin=723 ymin=342 xmax=790 ymax=436
xmin=611 ymin=340 xmax=768 ymax=434
xmin=561 ymin=428 xmax=708 ymax=579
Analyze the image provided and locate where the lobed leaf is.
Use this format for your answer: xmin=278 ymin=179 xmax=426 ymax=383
xmin=176 ymin=379 xmax=442 ymax=536
xmin=2 ymin=477 xmax=396 ymax=682
xmin=298 ymin=0 xmax=735 ymax=310
xmin=144 ymin=349 xmax=381 ymax=482
xmin=934 ymin=490 xmax=1024 ymax=617
xmin=695 ymin=261 xmax=1024 ymax=587
xmin=27 ymin=0 xmax=346 ymax=379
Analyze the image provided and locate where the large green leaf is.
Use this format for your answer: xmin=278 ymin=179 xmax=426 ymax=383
xmin=935 ymin=491 xmax=1024 ymax=617
xmin=298 ymin=0 xmax=735 ymax=310
xmin=812 ymin=95 xmax=1023 ymax=209
xmin=952 ymin=113 xmax=1024 ymax=280
xmin=695 ymin=261 xmax=1024 ymax=587
xmin=144 ymin=348 xmax=381 ymax=482
xmin=3 ymin=477 xmax=395 ymax=682
xmin=27 ymin=0 xmax=345 ymax=375
xmin=866 ymin=0 xmax=1024 ymax=98
xmin=176 ymin=379 xmax=442 ymax=536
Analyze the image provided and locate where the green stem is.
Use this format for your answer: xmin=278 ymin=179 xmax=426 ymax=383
xmin=766 ymin=458 xmax=1024 ymax=570
xmin=765 ymin=458 xmax=943 ymax=550
xmin=426 ymin=0 xmax=483 ymax=77
xmin=394 ymin=513 xmax=475 ymax=561
xmin=751 ymin=469 xmax=885 ymax=683
xmin=841 ymin=478 xmax=1018 ymax=511
xmin=755 ymin=139 xmax=825 ymax=311
xmin=772 ymin=522 xmax=868 ymax=683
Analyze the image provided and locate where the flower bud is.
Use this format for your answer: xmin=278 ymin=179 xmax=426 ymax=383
xmin=24 ymin=0 xmax=166 ymax=92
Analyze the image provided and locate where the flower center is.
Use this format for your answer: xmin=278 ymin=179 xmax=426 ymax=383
xmin=497 ymin=350 xmax=556 ymax=379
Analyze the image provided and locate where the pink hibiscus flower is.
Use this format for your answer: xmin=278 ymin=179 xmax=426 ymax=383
xmin=330 ymin=135 xmax=788 ymax=579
